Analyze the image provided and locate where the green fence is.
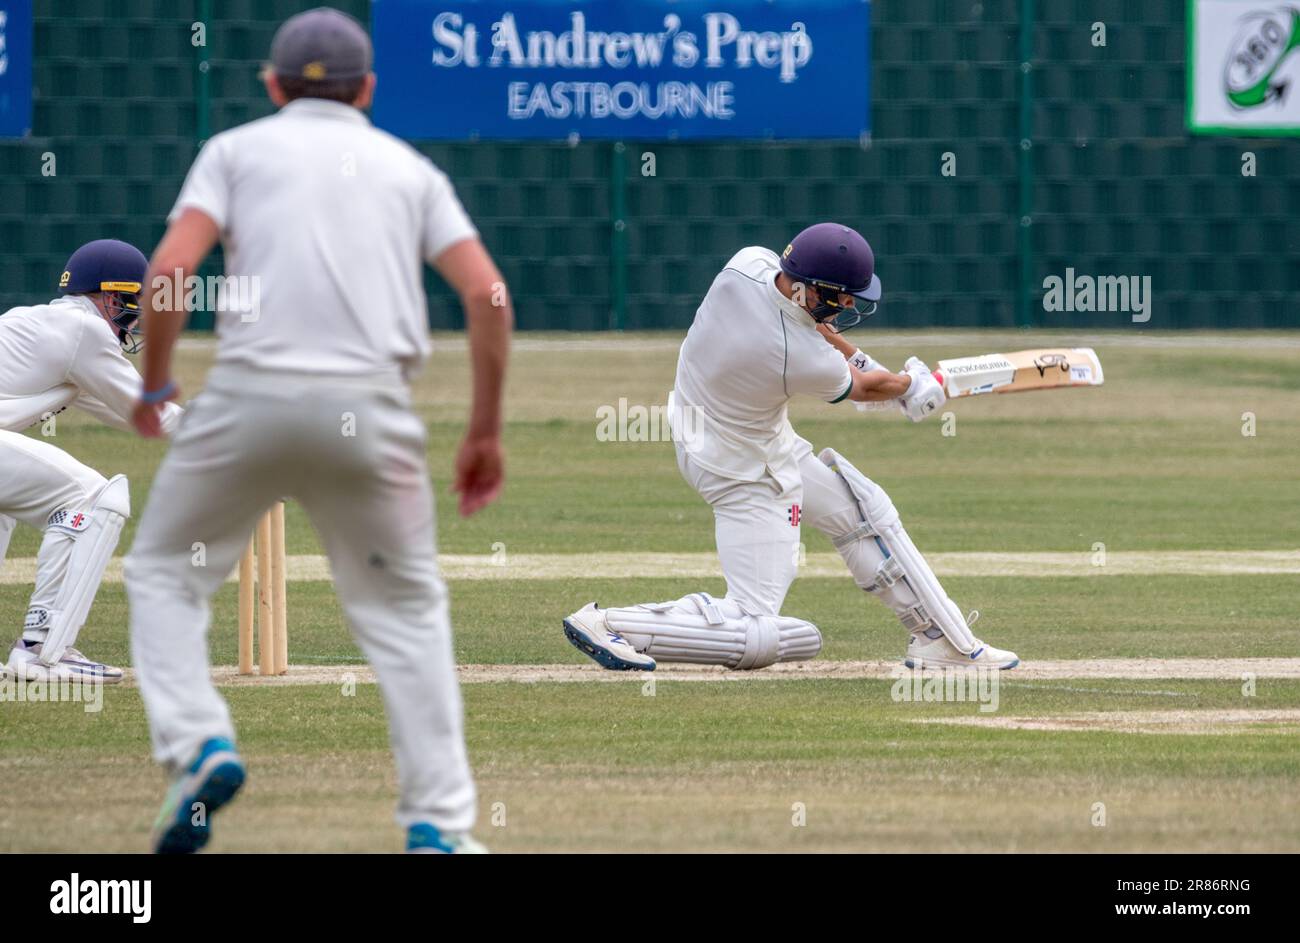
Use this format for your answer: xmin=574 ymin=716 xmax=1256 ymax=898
xmin=1 ymin=0 xmax=1296 ymax=329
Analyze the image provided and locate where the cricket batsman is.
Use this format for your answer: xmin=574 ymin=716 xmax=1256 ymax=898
xmin=564 ymin=223 xmax=1018 ymax=672
xmin=125 ymin=8 xmax=510 ymax=854
xmin=0 ymin=239 xmax=183 ymax=684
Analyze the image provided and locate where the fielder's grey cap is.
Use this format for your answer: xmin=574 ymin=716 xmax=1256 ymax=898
xmin=270 ymin=7 xmax=372 ymax=81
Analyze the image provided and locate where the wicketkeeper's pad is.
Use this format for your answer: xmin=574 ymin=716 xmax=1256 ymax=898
xmin=38 ymin=474 xmax=129 ymax=664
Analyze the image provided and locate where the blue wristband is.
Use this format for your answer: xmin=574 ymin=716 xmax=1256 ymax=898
xmin=141 ymin=381 xmax=177 ymax=405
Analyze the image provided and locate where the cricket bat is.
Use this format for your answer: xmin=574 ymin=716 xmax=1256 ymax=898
xmin=933 ymin=347 xmax=1104 ymax=398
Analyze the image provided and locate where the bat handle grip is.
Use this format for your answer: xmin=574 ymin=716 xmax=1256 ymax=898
xmin=932 ymin=369 xmax=946 ymax=389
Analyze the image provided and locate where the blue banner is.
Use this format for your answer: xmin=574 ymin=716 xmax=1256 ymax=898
xmin=371 ymin=0 xmax=870 ymax=140
xmin=0 ymin=0 xmax=33 ymax=137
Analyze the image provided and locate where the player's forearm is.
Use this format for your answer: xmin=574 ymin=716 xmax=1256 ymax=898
xmin=70 ymin=347 xmax=157 ymax=425
xmin=817 ymin=324 xmax=858 ymax=359
xmin=815 ymin=325 xmax=886 ymax=376
xmin=140 ymin=285 xmax=186 ymax=392
xmin=463 ymin=291 xmax=512 ymax=439
xmin=139 ymin=210 xmax=218 ymax=394
xmin=849 ymin=368 xmax=912 ymax=403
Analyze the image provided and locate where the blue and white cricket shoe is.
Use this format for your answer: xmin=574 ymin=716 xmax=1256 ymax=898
xmin=407 ymin=823 xmax=488 ymax=854
xmin=5 ymin=640 xmax=124 ymax=684
xmin=563 ymin=603 xmax=656 ymax=671
xmin=152 ymin=736 xmax=246 ymax=854
xmin=905 ymin=626 xmax=1020 ymax=670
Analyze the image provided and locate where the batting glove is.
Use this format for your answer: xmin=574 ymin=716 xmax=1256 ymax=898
xmin=899 ymin=358 xmax=945 ymax=422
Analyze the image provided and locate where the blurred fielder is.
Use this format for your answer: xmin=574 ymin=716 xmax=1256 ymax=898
xmin=565 ymin=223 xmax=1018 ymax=673
xmin=126 ymin=9 xmax=511 ymax=854
xmin=0 ymin=239 xmax=183 ymax=684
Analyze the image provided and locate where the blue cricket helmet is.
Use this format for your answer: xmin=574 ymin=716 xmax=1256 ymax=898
xmin=58 ymin=239 xmax=148 ymax=353
xmin=779 ymin=223 xmax=882 ymax=332
xmin=59 ymin=239 xmax=147 ymax=295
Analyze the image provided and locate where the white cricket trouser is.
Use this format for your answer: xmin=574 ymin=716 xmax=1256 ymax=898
xmin=675 ymin=434 xmax=874 ymax=618
xmin=0 ymin=429 xmax=113 ymax=641
xmin=675 ymin=441 xmax=801 ymax=617
xmin=126 ymin=365 xmax=476 ymax=833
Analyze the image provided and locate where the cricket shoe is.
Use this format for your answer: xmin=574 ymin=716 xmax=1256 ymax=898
xmin=5 ymin=639 xmax=124 ymax=685
xmin=152 ymin=736 xmax=246 ymax=854
xmin=563 ymin=603 xmax=656 ymax=671
xmin=905 ymin=625 xmax=1020 ymax=670
xmin=407 ymin=823 xmax=489 ymax=854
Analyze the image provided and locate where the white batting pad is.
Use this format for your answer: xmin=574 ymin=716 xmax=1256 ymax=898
xmin=39 ymin=474 xmax=129 ymax=664
xmin=818 ymin=448 xmax=978 ymax=654
xmin=604 ymin=592 xmax=821 ymax=670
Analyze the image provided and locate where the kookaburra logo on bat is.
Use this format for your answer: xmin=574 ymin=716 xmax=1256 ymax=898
xmin=1033 ymin=353 xmax=1070 ymax=377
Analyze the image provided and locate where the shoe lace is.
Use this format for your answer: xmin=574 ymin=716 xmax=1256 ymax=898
xmin=965 ymin=610 xmax=980 ymax=629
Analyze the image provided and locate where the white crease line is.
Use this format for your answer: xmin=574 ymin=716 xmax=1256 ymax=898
xmin=2 ymin=550 xmax=1297 ymax=585
xmin=1000 ymin=683 xmax=1195 ymax=698
xmin=915 ymin=708 xmax=1300 ymax=734
xmin=107 ymin=657 xmax=1300 ymax=687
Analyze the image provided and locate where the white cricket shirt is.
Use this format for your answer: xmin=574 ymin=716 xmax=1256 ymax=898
xmin=0 ymin=296 xmax=182 ymax=434
xmin=670 ymin=246 xmax=852 ymax=487
xmin=170 ymin=98 xmax=478 ymax=377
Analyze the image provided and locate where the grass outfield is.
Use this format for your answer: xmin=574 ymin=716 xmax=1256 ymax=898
xmin=2 ymin=574 xmax=1294 ymax=667
xmin=5 ymin=330 xmax=1298 ymax=557
xmin=4 ymin=681 xmax=1298 ymax=852
xmin=1 ymin=330 xmax=1298 ymax=852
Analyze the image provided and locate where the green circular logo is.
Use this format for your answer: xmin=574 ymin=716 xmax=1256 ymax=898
xmin=1224 ymin=7 xmax=1300 ymax=108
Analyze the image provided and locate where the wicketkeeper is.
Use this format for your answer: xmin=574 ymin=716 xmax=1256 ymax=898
xmin=126 ymin=9 xmax=511 ymax=854
xmin=0 ymin=239 xmax=183 ymax=684
xmin=564 ymin=223 xmax=1018 ymax=672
